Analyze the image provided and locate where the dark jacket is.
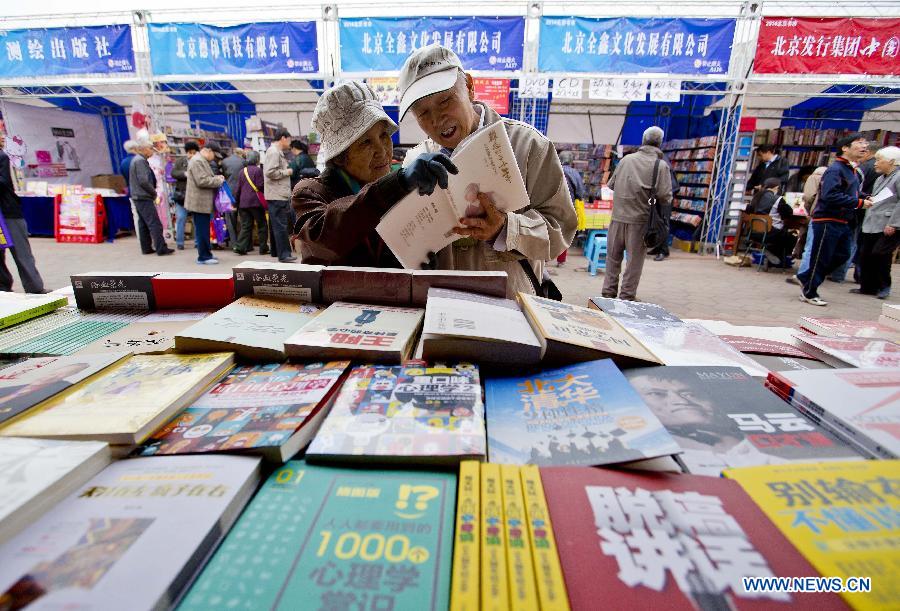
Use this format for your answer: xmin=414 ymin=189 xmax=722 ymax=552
xmin=561 ymin=165 xmax=585 ymax=202
xmin=746 ymin=155 xmax=790 ymax=192
xmin=290 ymin=153 xmax=317 ymax=190
xmin=119 ymin=154 xmax=135 ymax=183
xmin=0 ymin=150 xmax=23 ymax=219
xmin=221 ymin=154 xmax=246 ymax=195
xmin=170 ymin=155 xmax=189 ymax=204
xmin=291 ymin=166 xmax=409 ymax=267
xmin=749 ymin=190 xmax=777 ymax=215
xmin=859 ymin=157 xmax=878 ymax=196
xmin=129 ymin=155 xmax=157 ymax=201
xmin=812 ymin=157 xmax=863 ymax=225
xmin=233 ymin=165 xmax=265 ymax=209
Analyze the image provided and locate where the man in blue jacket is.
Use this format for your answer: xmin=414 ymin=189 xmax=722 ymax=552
xmin=797 ymin=133 xmax=872 ymax=306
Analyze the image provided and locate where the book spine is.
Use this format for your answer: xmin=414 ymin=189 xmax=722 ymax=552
xmin=0 ymin=301 xmax=62 ymax=330
xmin=500 ymin=464 xmax=538 ymax=610
xmin=520 ymin=465 xmax=570 ymax=611
xmin=480 ymin=463 xmax=508 ymax=611
xmin=450 ymin=461 xmax=480 ymax=611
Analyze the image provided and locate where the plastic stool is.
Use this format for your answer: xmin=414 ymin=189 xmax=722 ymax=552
xmin=589 ymin=236 xmax=608 ymax=276
xmin=582 ymin=228 xmax=608 ymax=261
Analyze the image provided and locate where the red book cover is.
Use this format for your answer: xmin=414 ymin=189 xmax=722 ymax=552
xmin=718 ymin=335 xmax=816 ymax=359
xmin=151 ymin=273 xmax=234 ymax=310
xmin=321 ymin=266 xmax=412 ymax=306
xmin=540 ymin=466 xmax=847 ymax=610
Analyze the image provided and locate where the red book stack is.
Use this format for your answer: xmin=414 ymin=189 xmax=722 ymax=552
xmin=151 ymin=273 xmax=234 ymax=310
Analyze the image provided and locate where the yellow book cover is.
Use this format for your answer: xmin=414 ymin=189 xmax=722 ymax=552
xmin=0 ymin=353 xmax=234 ymax=445
xmin=520 ymin=464 xmax=570 ymax=611
xmin=501 ymin=464 xmax=539 ymax=610
xmin=481 ymin=462 xmax=508 ymax=611
xmin=450 ymin=460 xmax=480 ymax=611
xmin=726 ymin=460 xmax=900 ymax=610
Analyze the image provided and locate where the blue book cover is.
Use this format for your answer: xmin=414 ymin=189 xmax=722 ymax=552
xmin=485 ymin=359 xmax=681 ymax=466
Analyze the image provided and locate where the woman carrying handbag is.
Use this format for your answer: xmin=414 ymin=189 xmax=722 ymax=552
xmin=231 ymin=150 xmax=270 ymax=256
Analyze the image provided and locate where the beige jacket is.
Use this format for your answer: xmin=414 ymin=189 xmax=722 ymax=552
xmin=405 ymin=103 xmax=577 ymax=297
xmin=608 ymin=145 xmax=673 ymax=224
xmin=185 ymin=154 xmax=223 ymax=214
xmin=801 ymin=166 xmax=827 ymax=213
xmin=264 ymin=143 xmax=293 ymax=201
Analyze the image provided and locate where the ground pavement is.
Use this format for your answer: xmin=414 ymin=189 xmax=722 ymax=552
xmin=18 ymin=236 xmax=900 ymax=327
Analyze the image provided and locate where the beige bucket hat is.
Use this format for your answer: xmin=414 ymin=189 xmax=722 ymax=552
xmin=312 ymin=81 xmax=398 ymax=163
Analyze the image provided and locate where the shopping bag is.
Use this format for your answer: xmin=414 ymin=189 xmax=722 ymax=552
xmin=212 ymin=217 xmax=228 ymax=244
xmin=214 ymin=183 xmax=235 ymax=215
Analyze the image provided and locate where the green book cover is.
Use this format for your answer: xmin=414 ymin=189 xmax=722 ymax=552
xmin=179 ymin=461 xmax=456 ymax=611
xmin=5 ymin=321 xmax=129 ymax=356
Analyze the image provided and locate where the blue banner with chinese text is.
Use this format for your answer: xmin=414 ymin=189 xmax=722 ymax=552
xmin=148 ymin=22 xmax=318 ymax=76
xmin=539 ymin=17 xmax=735 ymax=75
xmin=340 ymin=17 xmax=525 ymax=72
xmin=0 ymin=25 xmax=134 ymax=78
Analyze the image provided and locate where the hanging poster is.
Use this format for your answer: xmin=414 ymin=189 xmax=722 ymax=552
xmin=754 ymin=17 xmax=900 ymax=75
xmin=147 ymin=22 xmax=318 ymax=76
xmin=51 ymin=127 xmax=80 ymax=172
xmin=539 ymin=17 xmax=735 ymax=75
xmin=367 ymin=76 xmax=401 ymax=106
xmin=473 ymin=78 xmax=510 ymax=114
xmin=0 ymin=25 xmax=134 ymax=78
xmin=339 ymin=16 xmax=525 ymax=72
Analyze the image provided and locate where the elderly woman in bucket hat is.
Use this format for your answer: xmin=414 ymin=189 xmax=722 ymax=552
xmin=292 ymin=81 xmax=457 ymax=267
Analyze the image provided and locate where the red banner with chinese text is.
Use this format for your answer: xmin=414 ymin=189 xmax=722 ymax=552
xmin=754 ymin=17 xmax=899 ymax=75
xmin=473 ymin=78 xmax=511 ymax=115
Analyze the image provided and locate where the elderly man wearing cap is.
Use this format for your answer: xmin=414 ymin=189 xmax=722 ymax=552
xmin=129 ymin=138 xmax=174 ymax=257
xmin=398 ymin=44 xmax=576 ymax=297
xmin=292 ymin=81 xmax=456 ymax=267
xmin=265 ymin=127 xmax=299 ymax=263
xmin=186 ymin=142 xmax=226 ymax=265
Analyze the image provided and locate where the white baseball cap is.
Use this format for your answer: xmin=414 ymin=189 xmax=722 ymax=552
xmin=398 ymin=44 xmax=464 ymax=121
xmin=311 ymin=81 xmax=398 ymax=163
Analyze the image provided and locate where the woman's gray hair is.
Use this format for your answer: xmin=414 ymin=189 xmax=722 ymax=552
xmin=642 ymin=126 xmax=665 ymax=147
xmin=246 ymin=150 xmax=261 ymax=166
xmin=875 ymin=146 xmax=900 ymax=166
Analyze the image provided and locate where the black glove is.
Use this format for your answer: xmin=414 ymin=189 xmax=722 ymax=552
xmin=400 ymin=153 xmax=458 ymax=196
xmin=420 ymin=251 xmax=438 ymax=270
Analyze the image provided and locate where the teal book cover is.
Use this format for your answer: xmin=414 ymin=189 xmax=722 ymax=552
xmin=179 ymin=461 xmax=456 ymax=611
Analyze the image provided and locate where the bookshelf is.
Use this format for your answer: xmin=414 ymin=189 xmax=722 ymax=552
xmin=555 ymin=142 xmax=616 ymax=201
xmin=752 ymin=128 xmax=900 ymax=173
xmin=163 ymin=125 xmax=235 ymax=158
xmin=722 ymin=130 xmax=755 ymax=256
xmin=661 ymin=136 xmax=718 ymax=241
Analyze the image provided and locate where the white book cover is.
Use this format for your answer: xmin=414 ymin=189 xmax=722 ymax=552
xmin=773 ymin=368 xmax=900 ymax=458
xmin=792 ymin=333 xmax=900 ymax=369
xmin=376 ymin=121 xmax=529 ymax=268
xmin=284 ymin=302 xmax=424 ymax=355
xmin=423 ymin=288 xmax=540 ymax=347
xmin=0 ymin=455 xmax=261 ymax=610
xmin=0 ymin=438 xmax=110 ymax=545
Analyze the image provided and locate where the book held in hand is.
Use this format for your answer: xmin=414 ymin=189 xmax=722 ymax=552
xmin=179 ymin=461 xmax=455 ymax=611
xmin=485 ymin=360 xmax=681 ymax=467
xmin=624 ymin=366 xmax=861 ymax=476
xmin=422 ymin=288 xmax=542 ymax=366
xmin=0 ymin=454 xmax=261 ymax=611
xmin=0 ymin=353 xmax=234 ymax=445
xmin=519 ymin=293 xmax=661 ymax=366
xmin=0 ymin=438 xmax=110 ymax=545
xmin=284 ymin=301 xmax=424 ymax=363
xmin=306 ymin=362 xmax=486 ymax=464
xmin=140 ymin=361 xmax=350 ymax=462
xmin=176 ymin=296 xmax=323 ymax=361
xmin=541 ymin=466 xmax=847 ymax=610
xmin=377 ymin=121 xmax=528 ymax=269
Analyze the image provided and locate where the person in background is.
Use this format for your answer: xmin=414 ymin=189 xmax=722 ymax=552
xmin=0 ymin=136 xmax=47 ymax=293
xmin=649 ymin=153 xmax=679 ymax=262
xmin=556 ymin=150 xmax=585 ymax=267
xmin=119 ymin=140 xmax=136 ymax=190
xmin=186 ymin=142 xmax=226 ymax=265
xmin=220 ymin=147 xmax=246 ymax=250
xmin=763 ymin=178 xmax=797 ymax=267
xmin=391 ymin=147 xmax=407 ymax=172
xmin=292 ymin=81 xmax=453 ymax=267
xmin=797 ymin=133 xmax=871 ymax=307
xmin=854 ymin=146 xmax=900 ymax=299
xmin=169 ymin=140 xmax=200 ymax=250
xmin=232 ymin=151 xmax=269 ymax=256
xmin=859 ymin=141 xmax=880 ymax=195
xmin=786 ymin=165 xmax=827 ymax=286
xmin=601 ymin=126 xmax=673 ymax=301
xmin=745 ymin=144 xmax=790 ymax=194
xmin=747 ymin=176 xmax=781 ymax=215
xmin=398 ymin=44 xmax=576 ymax=297
xmin=289 ymin=140 xmax=317 ymax=191
xmin=264 ymin=128 xmax=298 ymax=263
xmin=129 ymin=138 xmax=174 ymax=257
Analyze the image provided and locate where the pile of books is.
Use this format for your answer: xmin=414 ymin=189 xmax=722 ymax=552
xmin=0 ymin=269 xmax=895 ymax=610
